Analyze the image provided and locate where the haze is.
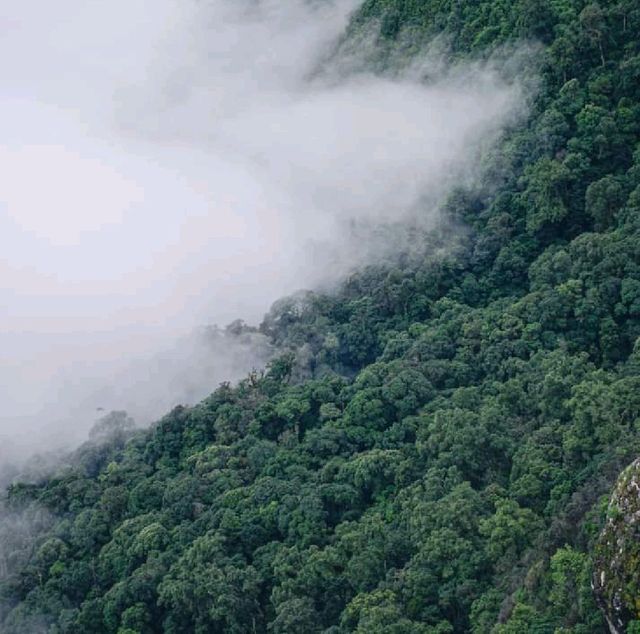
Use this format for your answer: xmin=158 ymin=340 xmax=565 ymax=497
xmin=0 ymin=0 xmax=523 ymax=464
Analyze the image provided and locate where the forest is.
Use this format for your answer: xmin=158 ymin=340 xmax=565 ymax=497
xmin=2 ymin=0 xmax=640 ymax=632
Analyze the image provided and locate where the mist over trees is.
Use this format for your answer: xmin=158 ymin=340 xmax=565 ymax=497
xmin=0 ymin=0 xmax=519 ymax=456
xmin=2 ymin=0 xmax=640 ymax=632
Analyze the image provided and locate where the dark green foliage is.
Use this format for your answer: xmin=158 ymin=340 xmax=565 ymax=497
xmin=2 ymin=0 xmax=640 ymax=632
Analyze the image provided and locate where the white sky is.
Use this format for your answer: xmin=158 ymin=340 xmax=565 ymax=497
xmin=0 ymin=0 xmax=522 ymax=459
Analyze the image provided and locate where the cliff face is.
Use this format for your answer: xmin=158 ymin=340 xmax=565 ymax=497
xmin=594 ymin=458 xmax=640 ymax=633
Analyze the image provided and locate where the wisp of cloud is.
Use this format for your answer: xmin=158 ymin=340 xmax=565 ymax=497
xmin=0 ymin=0 xmax=524 ymax=465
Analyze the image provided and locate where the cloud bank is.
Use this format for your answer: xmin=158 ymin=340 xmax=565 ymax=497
xmin=0 ymin=0 xmax=524 ymax=464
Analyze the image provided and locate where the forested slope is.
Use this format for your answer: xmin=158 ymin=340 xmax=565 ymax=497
xmin=2 ymin=0 xmax=640 ymax=632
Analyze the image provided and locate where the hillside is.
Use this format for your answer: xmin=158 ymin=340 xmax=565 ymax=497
xmin=2 ymin=0 xmax=640 ymax=632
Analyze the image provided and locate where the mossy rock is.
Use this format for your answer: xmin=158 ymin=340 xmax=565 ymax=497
xmin=594 ymin=458 xmax=640 ymax=633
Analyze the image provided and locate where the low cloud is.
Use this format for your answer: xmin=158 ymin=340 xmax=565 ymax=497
xmin=0 ymin=0 xmax=526 ymax=465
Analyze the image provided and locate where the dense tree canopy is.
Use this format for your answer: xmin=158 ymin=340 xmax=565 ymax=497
xmin=2 ymin=0 xmax=640 ymax=632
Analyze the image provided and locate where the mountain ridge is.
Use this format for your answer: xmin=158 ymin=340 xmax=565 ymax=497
xmin=2 ymin=0 xmax=640 ymax=632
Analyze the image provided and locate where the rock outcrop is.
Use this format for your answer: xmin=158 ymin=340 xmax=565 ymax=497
xmin=593 ymin=458 xmax=640 ymax=633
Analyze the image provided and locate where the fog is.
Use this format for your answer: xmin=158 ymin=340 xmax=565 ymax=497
xmin=0 ymin=0 xmax=525 ymax=465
